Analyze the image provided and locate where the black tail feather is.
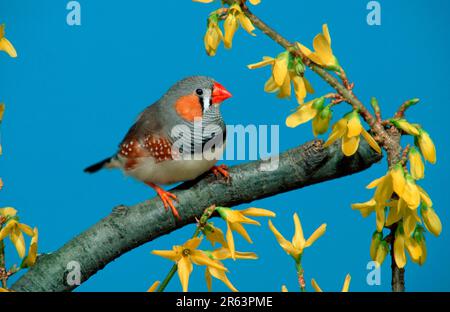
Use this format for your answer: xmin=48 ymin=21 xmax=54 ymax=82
xmin=84 ymin=157 xmax=112 ymax=173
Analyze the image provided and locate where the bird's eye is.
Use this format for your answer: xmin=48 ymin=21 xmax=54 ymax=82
xmin=195 ymin=88 xmax=203 ymax=96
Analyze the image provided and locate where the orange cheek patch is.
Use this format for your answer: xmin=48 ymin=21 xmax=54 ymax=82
xmin=174 ymin=95 xmax=202 ymax=122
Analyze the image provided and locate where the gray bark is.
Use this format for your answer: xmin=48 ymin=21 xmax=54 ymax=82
xmin=11 ymin=139 xmax=381 ymax=291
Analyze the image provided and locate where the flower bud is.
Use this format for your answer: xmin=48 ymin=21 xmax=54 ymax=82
xmin=375 ymin=240 xmax=389 ymax=267
xmin=421 ymin=204 xmax=442 ymax=236
xmin=370 ymin=231 xmax=383 ymax=261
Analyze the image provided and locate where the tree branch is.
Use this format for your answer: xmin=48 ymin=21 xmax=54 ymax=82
xmin=11 ymin=140 xmax=381 ymax=291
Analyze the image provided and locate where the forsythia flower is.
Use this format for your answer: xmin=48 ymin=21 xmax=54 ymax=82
xmin=248 ymin=52 xmax=314 ymax=104
xmin=421 ymin=203 xmax=442 ymax=237
xmin=374 ymin=240 xmax=389 ymax=266
xmin=203 ymin=223 xmax=228 ymax=247
xmin=204 ymin=15 xmax=223 ymax=56
xmin=353 ymin=165 xmax=429 ymax=232
xmin=393 ymin=223 xmax=422 ymax=269
xmin=409 ymin=147 xmax=425 ymax=180
xmin=147 ymin=281 xmax=160 ymax=292
xmin=416 ymin=129 xmax=436 ymax=164
xmin=0 ymin=24 xmax=17 ymax=58
xmin=21 ymin=228 xmax=38 ymax=268
xmin=205 ymin=248 xmax=257 ymax=292
xmin=390 ymin=119 xmax=436 ymax=164
xmin=152 ymin=237 xmax=227 ymax=292
xmin=217 ymin=207 xmax=275 ymax=259
xmin=311 ymin=274 xmax=351 ymax=292
xmin=370 ymin=231 xmax=383 ymax=261
xmin=0 ymin=207 xmax=34 ymax=258
xmin=268 ymin=213 xmax=326 ymax=261
xmin=285 ymin=97 xmax=332 ymax=136
xmin=324 ymin=111 xmax=381 ymax=157
xmin=385 ymin=199 xmax=421 ymax=237
xmin=390 ymin=119 xmax=420 ymax=136
xmin=296 ymin=24 xmax=339 ymax=71
xmin=223 ymin=4 xmax=255 ymax=49
xmin=411 ymin=226 xmax=427 ymax=265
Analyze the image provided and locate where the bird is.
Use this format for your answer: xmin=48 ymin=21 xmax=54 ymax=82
xmin=84 ymin=76 xmax=232 ymax=220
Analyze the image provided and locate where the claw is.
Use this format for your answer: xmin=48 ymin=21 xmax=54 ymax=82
xmin=211 ymin=164 xmax=231 ymax=182
xmin=146 ymin=182 xmax=180 ymax=220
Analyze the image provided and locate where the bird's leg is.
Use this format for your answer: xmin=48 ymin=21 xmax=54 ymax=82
xmin=210 ymin=164 xmax=231 ymax=182
xmin=146 ymin=182 xmax=180 ymax=220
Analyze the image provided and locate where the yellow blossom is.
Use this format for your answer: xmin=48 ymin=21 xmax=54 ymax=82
xmin=223 ymin=10 xmax=239 ymax=49
xmin=268 ymin=213 xmax=326 ymax=261
xmin=203 ymin=223 xmax=228 ymax=248
xmin=222 ymin=4 xmax=256 ymax=49
xmin=409 ymin=147 xmax=425 ymax=180
xmin=390 ymin=119 xmax=420 ymax=136
xmin=310 ymin=274 xmax=351 ymax=292
xmin=312 ymin=106 xmax=332 ymax=136
xmin=296 ymin=24 xmax=339 ymax=70
xmin=366 ymin=165 xmax=422 ymax=210
xmin=147 ymin=281 xmax=160 ymax=292
xmin=324 ymin=111 xmax=381 ymax=156
xmin=0 ymin=208 xmax=34 ymax=258
xmin=393 ymin=224 xmax=422 ymax=269
xmin=354 ymin=165 xmax=431 ymax=236
xmin=0 ymin=24 xmax=17 ymax=58
xmin=248 ymin=53 xmax=314 ymax=104
xmin=374 ymin=240 xmax=389 ymax=267
xmin=385 ymin=199 xmax=421 ymax=237
xmin=151 ymin=237 xmax=227 ymax=292
xmin=370 ymin=231 xmax=383 ymax=261
xmin=411 ymin=227 xmax=427 ymax=265
xmin=417 ymin=130 xmax=436 ymax=164
xmin=421 ymin=204 xmax=442 ymax=237
xmin=351 ymin=199 xmax=385 ymax=232
xmin=21 ymin=228 xmax=38 ymax=268
xmin=204 ymin=17 xmax=223 ymax=56
xmin=286 ymin=97 xmax=332 ymax=136
xmin=205 ymin=248 xmax=257 ymax=292
xmin=205 ymin=259 xmax=237 ymax=292
xmin=210 ymin=247 xmax=257 ymax=261
xmin=281 ymin=285 xmax=288 ymax=292
xmin=217 ymin=207 xmax=275 ymax=259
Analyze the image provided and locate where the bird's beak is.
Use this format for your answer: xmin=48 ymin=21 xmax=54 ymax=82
xmin=212 ymin=82 xmax=232 ymax=104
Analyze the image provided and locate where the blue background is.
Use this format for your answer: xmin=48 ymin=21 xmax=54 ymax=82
xmin=0 ymin=0 xmax=449 ymax=292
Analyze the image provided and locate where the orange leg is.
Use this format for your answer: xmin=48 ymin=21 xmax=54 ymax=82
xmin=146 ymin=182 xmax=180 ymax=220
xmin=211 ymin=164 xmax=231 ymax=181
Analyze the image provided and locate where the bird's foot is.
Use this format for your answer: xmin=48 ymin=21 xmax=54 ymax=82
xmin=211 ymin=164 xmax=231 ymax=182
xmin=146 ymin=182 xmax=180 ymax=220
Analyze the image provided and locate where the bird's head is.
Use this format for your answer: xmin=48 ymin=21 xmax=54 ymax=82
xmin=168 ymin=76 xmax=232 ymax=122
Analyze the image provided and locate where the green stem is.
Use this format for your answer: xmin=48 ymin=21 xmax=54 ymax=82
xmin=156 ymin=205 xmax=216 ymax=292
xmin=295 ymin=260 xmax=306 ymax=292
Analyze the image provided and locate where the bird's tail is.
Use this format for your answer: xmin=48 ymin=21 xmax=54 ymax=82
xmin=84 ymin=157 xmax=115 ymax=173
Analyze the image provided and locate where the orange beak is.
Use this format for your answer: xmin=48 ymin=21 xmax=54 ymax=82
xmin=212 ymin=82 xmax=232 ymax=104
